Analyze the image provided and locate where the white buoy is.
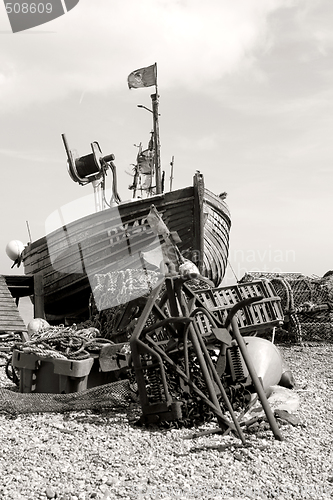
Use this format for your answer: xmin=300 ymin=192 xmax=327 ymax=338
xmin=243 ymin=336 xmax=283 ymax=392
xmin=179 ymin=259 xmax=200 ymax=277
xmin=27 ymin=318 xmax=50 ymax=336
xmin=5 ymin=240 xmax=25 ymax=261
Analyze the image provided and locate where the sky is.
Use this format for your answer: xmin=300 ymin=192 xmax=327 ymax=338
xmin=1 ymin=0 xmax=333 ymax=309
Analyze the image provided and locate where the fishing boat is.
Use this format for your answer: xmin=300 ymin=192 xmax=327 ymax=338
xmin=16 ymin=65 xmax=231 ymax=324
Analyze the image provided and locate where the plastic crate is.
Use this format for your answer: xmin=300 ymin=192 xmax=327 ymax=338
xmin=12 ymin=350 xmax=94 ymax=394
xmin=194 ymin=280 xmax=284 ymax=335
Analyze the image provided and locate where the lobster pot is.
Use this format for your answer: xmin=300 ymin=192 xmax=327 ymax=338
xmin=194 ymin=280 xmax=284 ymax=337
xmin=292 ymin=311 xmax=333 ymax=342
xmin=241 ymin=272 xmax=333 ymax=311
xmin=297 ymin=322 xmax=333 ymax=342
xmin=256 ymin=276 xmax=315 ymax=311
xmin=240 ymin=273 xmax=333 ymax=342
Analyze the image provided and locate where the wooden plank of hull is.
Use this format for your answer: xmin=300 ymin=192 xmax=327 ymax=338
xmin=24 ymin=189 xmax=195 ymax=274
xmin=203 ymin=223 xmax=229 ymax=282
xmin=201 ymin=188 xmax=231 ymax=284
xmin=22 ymin=179 xmax=231 ymax=322
xmin=24 ymin=195 xmax=195 ymax=276
xmin=26 ymin=205 xmax=195 ymax=296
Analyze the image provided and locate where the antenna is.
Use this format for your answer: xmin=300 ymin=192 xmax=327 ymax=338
xmin=169 ymin=156 xmax=174 ymax=191
xmin=26 ymin=221 xmax=32 ymax=243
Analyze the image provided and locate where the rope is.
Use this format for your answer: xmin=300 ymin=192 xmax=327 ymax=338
xmin=14 ymin=326 xmax=115 ymax=360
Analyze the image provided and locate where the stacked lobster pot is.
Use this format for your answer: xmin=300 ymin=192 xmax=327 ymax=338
xmin=240 ymin=272 xmax=333 ymax=343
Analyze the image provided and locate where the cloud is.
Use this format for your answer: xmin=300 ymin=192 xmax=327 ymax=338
xmin=176 ymin=133 xmax=218 ymax=152
xmin=292 ymin=0 xmax=333 ymax=55
xmin=0 ymin=0 xmax=294 ymax=111
xmin=0 ymin=148 xmax=61 ymax=163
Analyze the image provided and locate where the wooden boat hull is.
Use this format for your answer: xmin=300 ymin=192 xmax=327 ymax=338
xmin=22 ymin=174 xmax=231 ymax=323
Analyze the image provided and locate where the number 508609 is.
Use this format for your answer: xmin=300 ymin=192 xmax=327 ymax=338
xmin=5 ymin=3 xmax=53 ymax=14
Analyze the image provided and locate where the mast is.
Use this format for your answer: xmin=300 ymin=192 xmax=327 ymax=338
xmin=132 ymin=142 xmax=142 ymax=199
xmin=129 ymin=63 xmax=162 ymax=195
xmin=151 ymin=65 xmax=162 ymax=194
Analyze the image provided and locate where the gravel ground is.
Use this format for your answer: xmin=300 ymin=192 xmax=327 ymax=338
xmin=0 ymin=342 xmax=332 ymax=500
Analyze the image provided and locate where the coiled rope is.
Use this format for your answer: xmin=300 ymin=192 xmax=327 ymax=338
xmin=15 ymin=326 xmax=114 ymax=360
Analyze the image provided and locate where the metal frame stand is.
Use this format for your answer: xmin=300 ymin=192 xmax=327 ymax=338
xmin=130 ymin=276 xmax=247 ymax=443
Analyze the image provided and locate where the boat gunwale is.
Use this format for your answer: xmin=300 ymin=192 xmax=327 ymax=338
xmin=22 ymin=187 xmax=197 ymax=255
xmin=22 ymin=186 xmax=231 ymax=260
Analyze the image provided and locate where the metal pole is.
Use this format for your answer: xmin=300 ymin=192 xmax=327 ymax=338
xmin=151 ymin=92 xmax=162 ymax=194
xmin=170 ymin=156 xmax=174 ymax=191
xmin=230 ymin=316 xmax=284 ymax=441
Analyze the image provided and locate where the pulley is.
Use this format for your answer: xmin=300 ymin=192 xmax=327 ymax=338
xmin=61 ymin=134 xmax=114 ymax=186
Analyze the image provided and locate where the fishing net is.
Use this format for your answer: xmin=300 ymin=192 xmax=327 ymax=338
xmin=91 ymin=269 xmax=162 ymax=310
xmin=240 ymin=272 xmax=333 ymax=343
xmin=0 ymin=323 xmax=136 ymax=415
xmin=0 ymin=379 xmax=135 ymax=416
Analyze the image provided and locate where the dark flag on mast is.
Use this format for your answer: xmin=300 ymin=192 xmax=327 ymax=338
xmin=128 ymin=64 xmax=157 ymax=89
